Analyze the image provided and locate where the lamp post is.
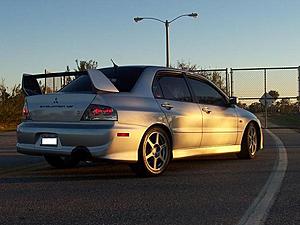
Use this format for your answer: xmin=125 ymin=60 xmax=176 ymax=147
xmin=134 ymin=13 xmax=198 ymax=67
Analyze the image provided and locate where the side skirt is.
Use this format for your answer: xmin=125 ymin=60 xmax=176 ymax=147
xmin=173 ymin=145 xmax=241 ymax=159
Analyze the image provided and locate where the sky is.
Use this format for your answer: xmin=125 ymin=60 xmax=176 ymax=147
xmin=0 ymin=0 xmax=300 ymax=92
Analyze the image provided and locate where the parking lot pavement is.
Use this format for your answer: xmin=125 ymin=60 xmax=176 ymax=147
xmin=0 ymin=130 xmax=299 ymax=225
xmin=265 ymin=129 xmax=300 ymax=225
xmin=0 ymin=132 xmax=44 ymax=174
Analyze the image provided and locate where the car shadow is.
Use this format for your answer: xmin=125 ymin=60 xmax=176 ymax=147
xmin=0 ymin=153 xmax=269 ymax=184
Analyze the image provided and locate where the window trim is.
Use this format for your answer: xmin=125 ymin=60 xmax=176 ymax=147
xmin=152 ymin=70 xmax=193 ymax=103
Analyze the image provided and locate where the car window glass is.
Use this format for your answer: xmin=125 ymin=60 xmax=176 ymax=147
xmin=188 ymin=77 xmax=227 ymax=106
xmin=60 ymin=75 xmax=94 ymax=93
xmin=100 ymin=67 xmax=145 ymax=92
xmin=157 ymin=75 xmax=192 ymax=102
xmin=60 ymin=67 xmax=146 ymax=93
xmin=152 ymin=78 xmax=164 ymax=98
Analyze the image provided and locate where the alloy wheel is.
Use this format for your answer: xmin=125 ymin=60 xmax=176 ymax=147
xmin=143 ymin=131 xmax=169 ymax=173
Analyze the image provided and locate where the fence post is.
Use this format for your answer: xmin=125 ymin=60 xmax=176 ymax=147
xmin=225 ymin=68 xmax=229 ymax=95
xmin=53 ymin=77 xmax=55 ymax=92
xmin=44 ymin=69 xmax=47 ymax=94
xmin=230 ymin=68 xmax=233 ymax=97
xmin=298 ymin=66 xmax=300 ymax=112
xmin=264 ymin=69 xmax=268 ymax=128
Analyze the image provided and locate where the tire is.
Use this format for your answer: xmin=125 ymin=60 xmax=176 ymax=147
xmin=130 ymin=127 xmax=172 ymax=177
xmin=237 ymin=123 xmax=258 ymax=159
xmin=44 ymin=155 xmax=80 ymax=168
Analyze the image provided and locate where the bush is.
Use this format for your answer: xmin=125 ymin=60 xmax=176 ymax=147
xmin=0 ymin=83 xmax=24 ymax=130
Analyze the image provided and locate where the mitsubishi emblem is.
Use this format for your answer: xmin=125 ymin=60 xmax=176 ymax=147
xmin=53 ymin=97 xmax=59 ymax=104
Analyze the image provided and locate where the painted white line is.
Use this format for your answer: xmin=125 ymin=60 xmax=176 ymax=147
xmin=238 ymin=129 xmax=288 ymax=225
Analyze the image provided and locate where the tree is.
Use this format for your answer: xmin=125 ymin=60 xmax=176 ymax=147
xmin=176 ymin=60 xmax=226 ymax=93
xmin=279 ymin=98 xmax=291 ymax=113
xmin=75 ymin=59 xmax=98 ymax=72
xmin=0 ymin=80 xmax=24 ymax=129
xmin=268 ymin=90 xmax=279 ymax=100
xmin=176 ymin=60 xmax=198 ymax=71
xmin=206 ymin=71 xmax=226 ymax=92
xmin=248 ymin=102 xmax=263 ymax=113
xmin=237 ymin=101 xmax=248 ymax=109
xmin=0 ymin=79 xmax=10 ymax=102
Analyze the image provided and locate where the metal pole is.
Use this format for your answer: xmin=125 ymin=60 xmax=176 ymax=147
xmin=264 ymin=69 xmax=267 ymax=128
xmin=53 ymin=77 xmax=55 ymax=92
xmin=165 ymin=20 xmax=170 ymax=67
xmin=44 ymin=69 xmax=47 ymax=94
xmin=225 ymin=68 xmax=228 ymax=95
xmin=230 ymin=68 xmax=233 ymax=97
xmin=298 ymin=66 xmax=300 ymax=112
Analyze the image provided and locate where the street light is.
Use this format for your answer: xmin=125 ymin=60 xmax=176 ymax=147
xmin=134 ymin=13 xmax=198 ymax=67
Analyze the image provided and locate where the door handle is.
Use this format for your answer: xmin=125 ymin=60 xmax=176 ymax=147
xmin=161 ymin=103 xmax=174 ymax=110
xmin=202 ymin=107 xmax=212 ymax=114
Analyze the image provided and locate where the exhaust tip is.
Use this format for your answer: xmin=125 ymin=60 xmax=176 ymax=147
xmin=71 ymin=146 xmax=92 ymax=161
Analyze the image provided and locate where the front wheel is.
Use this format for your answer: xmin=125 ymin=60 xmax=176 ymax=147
xmin=44 ymin=155 xmax=80 ymax=168
xmin=237 ymin=123 xmax=258 ymax=159
xmin=130 ymin=127 xmax=172 ymax=177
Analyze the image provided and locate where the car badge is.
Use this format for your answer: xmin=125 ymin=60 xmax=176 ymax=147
xmin=53 ymin=97 xmax=59 ymax=104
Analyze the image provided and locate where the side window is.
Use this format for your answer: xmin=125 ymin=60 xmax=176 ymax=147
xmin=156 ymin=74 xmax=192 ymax=102
xmin=152 ymin=78 xmax=163 ymax=98
xmin=188 ymin=77 xmax=227 ymax=106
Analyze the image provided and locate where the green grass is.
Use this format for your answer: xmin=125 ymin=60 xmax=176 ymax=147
xmin=0 ymin=124 xmax=17 ymax=132
xmin=267 ymin=113 xmax=300 ymax=128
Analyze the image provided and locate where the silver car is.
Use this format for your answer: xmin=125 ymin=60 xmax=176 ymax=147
xmin=17 ymin=66 xmax=263 ymax=176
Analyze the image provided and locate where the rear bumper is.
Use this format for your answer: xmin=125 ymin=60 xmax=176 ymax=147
xmin=17 ymin=121 xmax=146 ymax=161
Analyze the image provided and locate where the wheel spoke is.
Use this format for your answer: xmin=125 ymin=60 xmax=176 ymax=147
xmin=147 ymin=139 xmax=155 ymax=148
xmin=156 ymin=133 xmax=160 ymax=144
xmin=146 ymin=152 xmax=153 ymax=160
xmin=153 ymin=158 xmax=158 ymax=170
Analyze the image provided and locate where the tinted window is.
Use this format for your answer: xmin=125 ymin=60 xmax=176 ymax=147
xmin=101 ymin=67 xmax=145 ymax=92
xmin=157 ymin=75 xmax=192 ymax=102
xmin=60 ymin=67 xmax=145 ymax=93
xmin=152 ymin=78 xmax=163 ymax=98
xmin=188 ymin=78 xmax=227 ymax=106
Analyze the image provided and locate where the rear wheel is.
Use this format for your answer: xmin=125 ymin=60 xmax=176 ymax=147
xmin=237 ymin=123 xmax=258 ymax=159
xmin=44 ymin=155 xmax=80 ymax=168
xmin=130 ymin=127 xmax=172 ymax=177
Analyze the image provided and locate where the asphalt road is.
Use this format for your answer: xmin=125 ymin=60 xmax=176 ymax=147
xmin=0 ymin=130 xmax=299 ymax=225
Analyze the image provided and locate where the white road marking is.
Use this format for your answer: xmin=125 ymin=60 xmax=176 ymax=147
xmin=238 ymin=129 xmax=288 ymax=225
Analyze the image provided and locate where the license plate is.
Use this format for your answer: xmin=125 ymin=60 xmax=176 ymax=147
xmin=41 ymin=137 xmax=57 ymax=146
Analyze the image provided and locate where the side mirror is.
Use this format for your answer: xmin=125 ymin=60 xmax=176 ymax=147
xmin=229 ymin=96 xmax=238 ymax=105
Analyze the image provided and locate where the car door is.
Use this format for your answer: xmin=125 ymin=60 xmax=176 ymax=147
xmin=186 ymin=76 xmax=238 ymax=147
xmin=153 ymin=71 xmax=203 ymax=150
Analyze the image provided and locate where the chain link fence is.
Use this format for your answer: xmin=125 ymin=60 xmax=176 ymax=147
xmin=193 ymin=66 xmax=300 ymax=129
xmin=37 ymin=66 xmax=300 ymax=129
xmin=37 ymin=70 xmax=76 ymax=94
xmin=230 ymin=66 xmax=300 ymax=129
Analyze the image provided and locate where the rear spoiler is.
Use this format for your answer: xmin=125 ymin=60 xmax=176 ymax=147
xmin=22 ymin=69 xmax=119 ymax=96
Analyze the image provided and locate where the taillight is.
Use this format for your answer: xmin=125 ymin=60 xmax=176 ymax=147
xmin=81 ymin=104 xmax=117 ymax=121
xmin=22 ymin=101 xmax=31 ymax=120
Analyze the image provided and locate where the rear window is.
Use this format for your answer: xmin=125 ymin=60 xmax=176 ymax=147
xmin=60 ymin=67 xmax=145 ymax=93
xmin=60 ymin=75 xmax=94 ymax=93
xmin=101 ymin=67 xmax=145 ymax=92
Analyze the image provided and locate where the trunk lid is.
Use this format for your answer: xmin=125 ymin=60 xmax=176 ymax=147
xmin=23 ymin=69 xmax=120 ymax=122
xmin=27 ymin=93 xmax=96 ymax=122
